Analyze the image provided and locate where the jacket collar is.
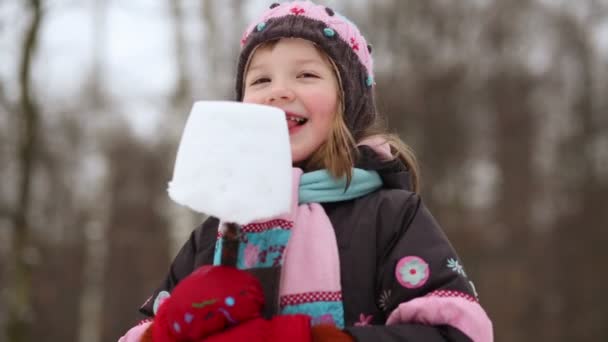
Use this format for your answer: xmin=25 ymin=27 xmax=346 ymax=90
xmin=355 ymin=145 xmax=412 ymax=191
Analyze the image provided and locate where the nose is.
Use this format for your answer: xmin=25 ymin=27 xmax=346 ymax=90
xmin=266 ymin=82 xmax=295 ymax=104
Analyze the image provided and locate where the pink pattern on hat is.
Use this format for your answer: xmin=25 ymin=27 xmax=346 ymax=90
xmin=241 ymin=1 xmax=373 ymax=77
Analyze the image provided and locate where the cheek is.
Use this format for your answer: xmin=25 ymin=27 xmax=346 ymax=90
xmin=242 ymin=88 xmax=265 ymax=104
xmin=303 ymin=89 xmax=338 ymax=120
xmin=242 ymin=93 xmax=259 ymax=104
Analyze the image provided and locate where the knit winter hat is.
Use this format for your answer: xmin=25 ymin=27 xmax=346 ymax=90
xmin=236 ymin=1 xmax=376 ymax=140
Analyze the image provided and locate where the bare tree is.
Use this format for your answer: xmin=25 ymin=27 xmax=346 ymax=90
xmin=6 ymin=0 xmax=42 ymax=341
xmin=169 ymin=0 xmax=191 ymax=108
xmin=77 ymin=1 xmax=110 ymax=341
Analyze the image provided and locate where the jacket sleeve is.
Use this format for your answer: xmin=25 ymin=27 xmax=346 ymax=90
xmin=138 ymin=217 xmax=219 ymax=316
xmin=345 ymin=193 xmax=492 ymax=342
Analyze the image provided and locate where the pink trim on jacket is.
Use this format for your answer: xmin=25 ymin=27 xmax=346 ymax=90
xmin=118 ymin=320 xmax=152 ymax=342
xmin=386 ymin=293 xmax=493 ymax=342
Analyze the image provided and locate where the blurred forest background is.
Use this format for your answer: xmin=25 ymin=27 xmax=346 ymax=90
xmin=1 ymin=0 xmax=607 ymax=341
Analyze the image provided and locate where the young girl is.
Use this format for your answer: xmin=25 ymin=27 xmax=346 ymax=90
xmin=122 ymin=1 xmax=492 ymax=341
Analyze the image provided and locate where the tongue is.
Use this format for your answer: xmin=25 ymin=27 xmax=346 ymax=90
xmin=286 ymin=119 xmax=299 ymax=129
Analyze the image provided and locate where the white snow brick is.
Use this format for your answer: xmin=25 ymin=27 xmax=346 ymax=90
xmin=168 ymin=101 xmax=292 ymax=224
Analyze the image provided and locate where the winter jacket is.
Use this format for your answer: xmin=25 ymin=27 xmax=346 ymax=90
xmin=139 ymin=147 xmax=492 ymax=341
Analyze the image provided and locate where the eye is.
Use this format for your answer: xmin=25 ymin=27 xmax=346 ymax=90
xmin=250 ymin=77 xmax=270 ymax=86
xmin=298 ymin=72 xmax=319 ymax=79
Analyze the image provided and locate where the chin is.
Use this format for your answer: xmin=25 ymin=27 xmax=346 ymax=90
xmin=291 ymin=153 xmax=310 ymax=168
xmin=290 ymin=149 xmax=307 ymax=165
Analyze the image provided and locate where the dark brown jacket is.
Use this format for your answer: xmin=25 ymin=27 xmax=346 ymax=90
xmin=140 ymin=148 xmax=485 ymax=341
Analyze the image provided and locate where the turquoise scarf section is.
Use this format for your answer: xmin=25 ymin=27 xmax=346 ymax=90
xmin=299 ymin=168 xmax=383 ymax=204
xmin=213 ymin=168 xmax=382 ymax=327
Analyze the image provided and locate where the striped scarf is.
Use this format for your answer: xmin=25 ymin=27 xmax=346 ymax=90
xmin=213 ymin=168 xmax=382 ymax=328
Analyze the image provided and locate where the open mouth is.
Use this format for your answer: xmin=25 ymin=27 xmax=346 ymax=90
xmin=286 ymin=112 xmax=308 ymax=131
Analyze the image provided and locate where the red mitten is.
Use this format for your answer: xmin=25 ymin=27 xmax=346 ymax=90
xmin=268 ymin=314 xmax=312 ymax=342
xmin=311 ymin=324 xmax=354 ymax=342
xmin=204 ymin=314 xmax=312 ymax=342
xmin=204 ymin=317 xmax=271 ymax=342
xmin=152 ymin=265 xmax=265 ymax=342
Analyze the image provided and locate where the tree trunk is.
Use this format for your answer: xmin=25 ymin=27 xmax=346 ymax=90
xmin=7 ymin=0 xmax=42 ymax=341
xmin=169 ymin=0 xmax=191 ymax=108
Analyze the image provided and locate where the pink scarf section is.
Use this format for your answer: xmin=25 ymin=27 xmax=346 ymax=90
xmin=276 ymin=168 xmax=342 ymax=301
xmin=261 ymin=138 xmax=392 ymax=302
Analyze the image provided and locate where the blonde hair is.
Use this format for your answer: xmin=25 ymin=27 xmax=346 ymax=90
xmin=302 ymin=109 xmax=420 ymax=193
xmin=302 ymin=42 xmax=420 ymax=192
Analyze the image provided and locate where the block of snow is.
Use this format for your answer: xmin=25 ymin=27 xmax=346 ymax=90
xmin=168 ymin=101 xmax=292 ymax=224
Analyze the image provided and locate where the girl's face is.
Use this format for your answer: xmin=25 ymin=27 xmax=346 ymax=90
xmin=243 ymin=38 xmax=340 ymax=163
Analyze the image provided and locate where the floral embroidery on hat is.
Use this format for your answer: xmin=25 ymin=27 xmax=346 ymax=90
xmin=350 ymin=37 xmax=360 ymax=51
xmin=354 ymin=313 xmax=373 ymax=326
xmin=395 ymin=256 xmax=430 ymax=289
xmin=447 ymin=257 xmax=467 ymax=277
xmin=290 ymin=6 xmax=305 ymax=15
